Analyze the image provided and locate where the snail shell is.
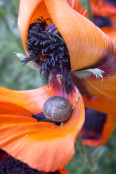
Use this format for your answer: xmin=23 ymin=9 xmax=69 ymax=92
xmin=43 ymin=96 xmax=72 ymax=123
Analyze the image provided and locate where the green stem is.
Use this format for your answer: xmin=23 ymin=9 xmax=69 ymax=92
xmin=76 ymin=135 xmax=98 ymax=174
xmin=86 ymin=0 xmax=94 ymax=22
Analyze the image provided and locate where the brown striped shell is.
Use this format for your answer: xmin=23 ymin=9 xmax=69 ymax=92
xmin=43 ymin=96 xmax=72 ymax=123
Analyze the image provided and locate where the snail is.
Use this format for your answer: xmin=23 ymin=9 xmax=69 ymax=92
xmin=43 ymin=96 xmax=72 ymax=123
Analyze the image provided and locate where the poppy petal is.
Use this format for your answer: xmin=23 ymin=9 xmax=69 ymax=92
xmin=71 ymin=72 xmax=116 ymax=100
xmin=81 ymin=95 xmax=116 ymax=146
xmin=0 ymin=102 xmax=33 ymax=117
xmin=83 ymin=95 xmax=116 ymax=115
xmin=0 ymin=76 xmax=83 ymax=115
xmin=18 ymin=0 xmax=51 ymax=52
xmin=91 ymin=0 xmax=116 ymax=17
xmin=59 ymin=169 xmax=68 ymax=174
xmin=44 ymin=0 xmax=115 ymax=71
xmin=0 ymin=80 xmax=84 ymax=172
xmin=0 ymin=85 xmax=54 ymax=115
xmin=66 ymin=0 xmax=87 ymax=16
xmin=81 ymin=109 xmax=115 ymax=146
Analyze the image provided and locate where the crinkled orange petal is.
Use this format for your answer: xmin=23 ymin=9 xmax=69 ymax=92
xmin=0 ymin=85 xmax=53 ymax=115
xmin=91 ymin=0 xmax=116 ymax=17
xmin=58 ymin=169 xmax=68 ymax=174
xmin=18 ymin=0 xmax=51 ymax=52
xmin=44 ymin=0 xmax=115 ymax=71
xmin=0 ymin=102 xmax=33 ymax=117
xmin=39 ymin=169 xmax=68 ymax=174
xmin=83 ymin=95 xmax=116 ymax=115
xmin=101 ymin=27 xmax=116 ymax=45
xmin=83 ymin=76 xmax=116 ymax=100
xmin=71 ymin=72 xmax=116 ymax=100
xmin=18 ymin=0 xmax=86 ymax=54
xmin=66 ymin=0 xmax=87 ymax=16
xmin=90 ymin=0 xmax=105 ymax=5
xmin=33 ymin=169 xmax=68 ymax=174
xmin=0 ymin=80 xmax=84 ymax=172
xmin=82 ymin=114 xmax=115 ymax=146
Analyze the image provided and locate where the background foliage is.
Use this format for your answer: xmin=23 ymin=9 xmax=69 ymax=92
xmin=0 ymin=0 xmax=115 ymax=174
xmin=0 ymin=0 xmax=45 ymax=90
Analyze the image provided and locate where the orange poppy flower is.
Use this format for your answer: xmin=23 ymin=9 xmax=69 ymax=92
xmin=91 ymin=0 xmax=116 ymax=17
xmin=18 ymin=0 xmax=116 ymax=100
xmin=80 ymin=108 xmax=115 ymax=146
xmin=81 ymin=95 xmax=116 ymax=146
xmin=0 ymin=75 xmax=85 ymax=172
xmin=1 ymin=0 xmax=116 ymax=171
xmin=0 ymin=0 xmax=88 ymax=172
xmin=0 ymin=150 xmax=68 ymax=174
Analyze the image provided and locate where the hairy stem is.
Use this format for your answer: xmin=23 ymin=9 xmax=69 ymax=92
xmin=76 ymin=135 xmax=99 ymax=173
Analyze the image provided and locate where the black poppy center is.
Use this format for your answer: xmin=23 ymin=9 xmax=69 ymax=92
xmin=21 ymin=17 xmax=71 ymax=94
xmin=0 ymin=152 xmax=60 ymax=174
xmin=81 ymin=108 xmax=107 ymax=140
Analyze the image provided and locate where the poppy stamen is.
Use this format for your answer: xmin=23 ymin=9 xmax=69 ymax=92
xmin=21 ymin=17 xmax=71 ymax=94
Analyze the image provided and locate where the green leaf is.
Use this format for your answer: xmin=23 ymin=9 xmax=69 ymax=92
xmin=73 ymin=68 xmax=104 ymax=79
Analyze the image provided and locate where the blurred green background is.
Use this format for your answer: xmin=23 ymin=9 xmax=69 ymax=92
xmin=0 ymin=0 xmax=46 ymax=90
xmin=0 ymin=0 xmax=115 ymax=174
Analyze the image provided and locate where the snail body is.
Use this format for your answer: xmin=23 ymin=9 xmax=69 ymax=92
xmin=43 ymin=96 xmax=72 ymax=123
